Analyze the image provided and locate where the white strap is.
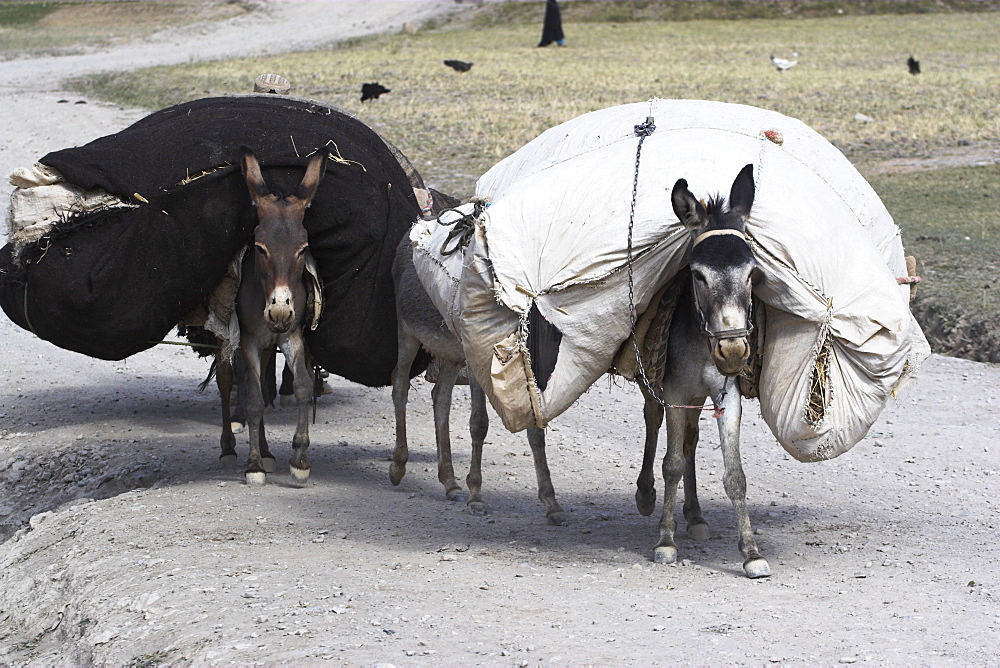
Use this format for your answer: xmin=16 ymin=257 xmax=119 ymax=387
xmin=692 ymin=228 xmax=746 ymax=247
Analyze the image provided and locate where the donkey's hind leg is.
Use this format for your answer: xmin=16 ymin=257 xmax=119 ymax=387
xmin=216 ymin=358 xmax=238 ymax=469
xmin=466 ymin=376 xmax=488 ymax=515
xmin=431 ymin=362 xmax=465 ymax=502
xmin=282 ymin=334 xmax=313 ymax=484
xmin=390 ymin=329 xmax=422 ymax=486
xmin=636 ymin=384 xmax=663 ymax=516
xmin=683 ymin=430 xmax=709 ymax=541
xmin=527 ymin=427 xmax=567 ymax=526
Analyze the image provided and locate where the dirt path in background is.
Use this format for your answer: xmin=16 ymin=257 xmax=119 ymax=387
xmin=1 ymin=2 xmax=998 ymax=665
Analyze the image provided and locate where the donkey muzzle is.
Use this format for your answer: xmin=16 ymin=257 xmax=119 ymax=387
xmin=265 ymin=286 xmax=296 ymax=333
xmin=712 ymin=336 xmax=750 ymax=376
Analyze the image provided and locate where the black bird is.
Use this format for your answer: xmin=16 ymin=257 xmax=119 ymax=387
xmin=907 ymin=55 xmax=921 ymax=75
xmin=360 ymin=82 xmax=390 ymax=102
xmin=444 ymin=59 xmax=473 ymax=73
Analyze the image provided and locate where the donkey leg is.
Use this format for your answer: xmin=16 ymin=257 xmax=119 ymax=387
xmin=683 ymin=431 xmax=709 ymax=541
xmin=527 ymin=427 xmax=567 ymax=526
xmin=282 ymin=335 xmax=313 ymax=484
xmin=241 ymin=346 xmax=268 ymax=485
xmin=432 ymin=363 xmax=465 ymax=502
xmin=216 ymin=357 xmax=238 ymax=468
xmin=231 ymin=354 xmax=247 ymax=434
xmin=257 ymin=348 xmax=277 ymax=473
xmin=654 ymin=406 xmax=699 ymax=563
xmin=389 ymin=330 xmax=422 ymax=486
xmin=636 ymin=385 xmax=663 ymax=516
xmin=466 ymin=376 xmax=488 ymax=515
xmin=717 ymin=391 xmax=770 ymax=578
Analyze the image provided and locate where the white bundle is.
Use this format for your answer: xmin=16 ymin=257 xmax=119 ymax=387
xmin=413 ymin=99 xmax=929 ymax=461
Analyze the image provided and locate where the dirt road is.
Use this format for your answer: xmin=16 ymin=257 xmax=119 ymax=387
xmin=2 ymin=2 xmax=998 ymax=665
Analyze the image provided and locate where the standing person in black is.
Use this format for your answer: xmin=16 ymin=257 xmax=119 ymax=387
xmin=538 ymin=0 xmax=565 ymax=47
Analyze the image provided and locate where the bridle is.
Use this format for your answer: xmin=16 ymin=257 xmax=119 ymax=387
xmin=689 ymin=228 xmax=754 ymax=341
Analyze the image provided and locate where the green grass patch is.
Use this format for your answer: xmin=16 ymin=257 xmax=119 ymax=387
xmin=871 ymin=164 xmax=999 ymax=362
xmin=0 ymin=2 xmax=59 ymax=27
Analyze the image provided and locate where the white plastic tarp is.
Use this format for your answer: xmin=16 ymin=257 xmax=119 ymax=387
xmin=413 ymin=99 xmax=928 ymax=461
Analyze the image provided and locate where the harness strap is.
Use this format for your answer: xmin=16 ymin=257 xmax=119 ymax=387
xmin=692 ymin=228 xmax=746 ymax=247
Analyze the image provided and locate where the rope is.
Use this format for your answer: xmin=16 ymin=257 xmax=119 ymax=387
xmin=22 ymin=282 xmax=40 ymax=340
xmin=439 ymin=199 xmax=486 ymax=256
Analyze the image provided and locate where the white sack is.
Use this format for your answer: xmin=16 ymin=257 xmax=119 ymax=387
xmin=440 ymin=99 xmax=927 ymax=461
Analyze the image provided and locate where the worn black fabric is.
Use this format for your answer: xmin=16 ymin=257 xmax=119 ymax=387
xmin=538 ymin=0 xmax=564 ymax=47
xmin=0 ymin=95 xmax=426 ymax=386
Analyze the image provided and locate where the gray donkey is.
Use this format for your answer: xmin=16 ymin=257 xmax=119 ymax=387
xmin=389 ymin=209 xmax=567 ymax=524
xmin=635 ymin=164 xmax=770 ymax=578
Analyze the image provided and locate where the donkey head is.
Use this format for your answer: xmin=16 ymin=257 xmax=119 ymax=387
xmin=241 ymin=146 xmax=327 ymax=334
xmin=671 ymin=164 xmax=757 ymax=376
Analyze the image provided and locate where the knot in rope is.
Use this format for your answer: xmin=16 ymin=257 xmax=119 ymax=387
xmin=634 ymin=116 xmax=656 ymax=137
xmin=439 ymin=199 xmax=487 ymax=257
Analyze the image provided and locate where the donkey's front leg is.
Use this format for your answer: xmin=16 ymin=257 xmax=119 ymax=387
xmin=241 ymin=345 xmax=268 ymax=485
xmin=654 ymin=405 xmax=699 ymax=563
xmin=282 ymin=334 xmax=313 ymax=484
xmin=717 ymin=390 xmax=770 ymax=578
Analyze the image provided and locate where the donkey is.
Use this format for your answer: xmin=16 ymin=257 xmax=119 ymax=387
xmin=215 ymin=146 xmax=327 ymax=485
xmin=389 ymin=232 xmax=567 ymax=525
xmin=634 ymin=164 xmax=770 ymax=578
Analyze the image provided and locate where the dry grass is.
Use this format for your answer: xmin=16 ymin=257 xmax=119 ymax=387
xmin=0 ymin=1 xmax=251 ymax=58
xmin=73 ymin=12 xmax=998 ymax=196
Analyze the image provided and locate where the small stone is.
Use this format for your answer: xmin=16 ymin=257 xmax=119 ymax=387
xmin=840 ymin=657 xmax=857 ymax=664
xmin=853 ymin=113 xmax=874 ymax=123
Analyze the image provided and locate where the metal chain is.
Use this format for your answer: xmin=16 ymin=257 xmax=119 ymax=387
xmin=625 ymin=117 xmax=722 ymax=415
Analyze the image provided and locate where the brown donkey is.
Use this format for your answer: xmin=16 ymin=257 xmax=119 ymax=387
xmin=217 ymin=146 xmax=326 ymax=485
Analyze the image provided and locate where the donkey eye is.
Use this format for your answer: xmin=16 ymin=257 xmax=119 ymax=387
xmin=296 ymin=246 xmax=308 ymax=258
xmin=255 ymin=244 xmax=267 ymax=256
xmin=692 ymin=270 xmax=706 ymax=283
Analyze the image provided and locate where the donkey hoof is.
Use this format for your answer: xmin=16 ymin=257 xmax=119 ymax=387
xmin=388 ymin=463 xmax=406 ymax=486
xmin=231 ymin=421 xmax=246 ymax=434
xmin=445 ymin=487 xmax=467 ymax=503
xmin=653 ymin=546 xmax=678 ymax=564
xmin=467 ymin=501 xmax=487 ymax=516
xmin=546 ymin=511 xmax=569 ymax=526
xmin=279 ymin=394 xmax=294 ymax=407
xmin=635 ymin=489 xmax=656 ymax=516
xmin=744 ymin=558 xmax=771 ymax=579
xmin=290 ymin=465 xmax=310 ymax=484
xmin=245 ymin=471 xmax=266 ymax=486
xmin=688 ymin=522 xmax=710 ymax=541
xmin=262 ymin=457 xmax=276 ymax=474
xmin=220 ymin=453 xmax=237 ymax=469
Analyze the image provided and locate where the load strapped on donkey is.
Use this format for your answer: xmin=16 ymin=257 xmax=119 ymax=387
xmin=409 ymin=99 xmax=930 ymax=464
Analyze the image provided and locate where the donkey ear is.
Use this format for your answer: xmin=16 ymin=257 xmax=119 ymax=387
xmin=240 ymin=146 xmax=270 ymax=204
xmin=671 ymin=178 xmax=707 ymax=229
xmin=293 ymin=149 xmax=329 ymax=207
xmin=728 ymin=164 xmax=755 ymax=220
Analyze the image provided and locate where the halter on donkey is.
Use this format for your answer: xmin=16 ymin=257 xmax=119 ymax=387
xmin=635 ymin=163 xmax=771 ymax=578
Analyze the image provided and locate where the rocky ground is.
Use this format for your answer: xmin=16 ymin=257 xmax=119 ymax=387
xmin=1 ymin=2 xmax=998 ymax=665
